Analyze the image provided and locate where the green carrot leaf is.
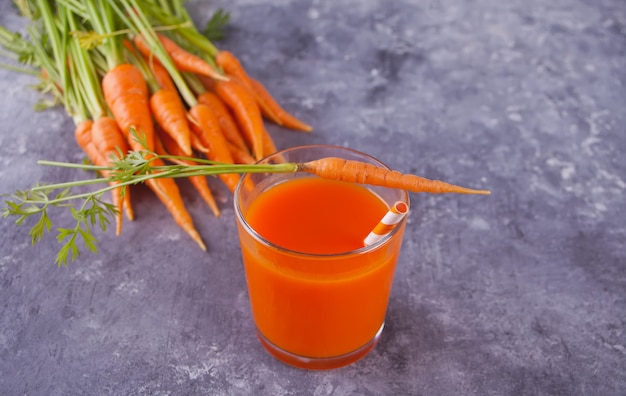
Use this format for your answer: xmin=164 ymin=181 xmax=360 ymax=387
xmin=202 ymin=9 xmax=230 ymax=41
xmin=29 ymin=211 xmax=52 ymax=244
xmin=79 ymin=227 xmax=98 ymax=254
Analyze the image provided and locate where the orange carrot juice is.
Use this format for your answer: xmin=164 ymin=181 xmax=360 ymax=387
xmin=246 ymin=178 xmax=388 ymax=254
xmin=234 ymin=145 xmax=408 ymax=369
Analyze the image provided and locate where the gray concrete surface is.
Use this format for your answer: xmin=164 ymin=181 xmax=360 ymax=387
xmin=1 ymin=0 xmax=625 ymax=394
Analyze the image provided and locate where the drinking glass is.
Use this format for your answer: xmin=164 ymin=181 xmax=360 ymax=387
xmin=234 ymin=145 xmax=409 ymax=369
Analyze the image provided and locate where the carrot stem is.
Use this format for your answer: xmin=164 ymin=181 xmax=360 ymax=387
xmin=35 ymin=156 xmax=490 ymax=196
xmin=112 ymin=0 xmax=200 ymax=107
xmin=141 ymin=2 xmax=220 ymax=58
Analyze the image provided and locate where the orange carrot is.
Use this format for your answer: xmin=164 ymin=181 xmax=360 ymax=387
xmin=260 ymin=125 xmax=279 ymax=159
xmin=101 ymin=65 xmax=203 ymax=246
xmin=299 ymin=158 xmax=492 ymax=195
xmin=74 ymin=119 xmax=131 ymax=236
xmin=197 ymin=74 xmax=216 ymax=92
xmin=197 ymin=91 xmax=249 ymax=152
xmin=215 ymin=50 xmax=281 ymax=125
xmin=125 ymin=39 xmax=193 ymax=156
xmin=91 ymin=116 xmax=135 ymax=231
xmin=74 ymin=120 xmax=101 ymax=165
xmin=189 ymin=130 xmax=210 ymax=154
xmin=156 ymin=130 xmax=221 ymax=217
xmin=142 ymin=132 xmax=207 ymax=244
xmin=227 ymin=140 xmax=256 ymax=164
xmin=123 ymin=38 xmax=176 ymax=92
xmin=213 ymin=78 xmax=265 ymax=160
xmin=144 ymin=157 xmax=207 ymax=250
xmin=144 ymin=57 xmax=176 ymax=91
xmin=74 ymin=120 xmax=123 ymax=235
xmin=180 ymin=168 xmax=222 ymax=217
xmin=248 ymin=77 xmax=312 ymax=132
xmin=150 ymin=88 xmax=192 ymax=156
xmin=133 ymin=33 xmax=226 ymax=82
xmin=145 ymin=55 xmax=177 ymax=92
xmin=188 ymin=103 xmax=241 ymax=192
xmin=91 ymin=116 xmax=130 ymax=160
xmin=122 ymin=38 xmax=135 ymax=53
xmin=153 ymin=128 xmax=170 ymax=158
xmin=101 ymin=63 xmax=154 ymax=152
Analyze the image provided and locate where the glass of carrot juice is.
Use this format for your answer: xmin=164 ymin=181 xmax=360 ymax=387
xmin=234 ymin=145 xmax=409 ymax=369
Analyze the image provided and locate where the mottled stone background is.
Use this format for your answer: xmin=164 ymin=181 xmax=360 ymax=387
xmin=1 ymin=0 xmax=624 ymax=395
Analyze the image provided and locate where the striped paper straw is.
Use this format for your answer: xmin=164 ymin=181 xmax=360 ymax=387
xmin=363 ymin=201 xmax=409 ymax=246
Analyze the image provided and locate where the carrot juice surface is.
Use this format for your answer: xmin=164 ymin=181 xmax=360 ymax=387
xmin=245 ymin=177 xmax=388 ymax=254
xmin=238 ymin=176 xmax=407 ymax=361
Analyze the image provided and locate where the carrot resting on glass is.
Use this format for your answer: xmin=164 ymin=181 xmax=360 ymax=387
xmin=299 ymin=157 xmax=491 ymax=195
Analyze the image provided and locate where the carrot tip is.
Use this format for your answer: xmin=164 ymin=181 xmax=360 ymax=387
xmin=456 ymin=187 xmax=491 ymax=195
xmin=207 ymin=206 xmax=221 ymax=217
xmin=197 ymin=239 xmax=207 ymax=251
xmin=185 ymin=229 xmax=207 ymax=251
xmin=123 ymin=197 xmax=135 ymax=220
xmin=115 ymin=212 xmax=123 ymax=236
xmin=182 ymin=147 xmax=193 ymax=156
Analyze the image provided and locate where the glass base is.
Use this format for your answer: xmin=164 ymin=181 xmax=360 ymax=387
xmin=255 ymin=324 xmax=385 ymax=370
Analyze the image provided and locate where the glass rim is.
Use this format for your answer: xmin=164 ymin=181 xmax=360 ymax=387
xmin=233 ymin=144 xmax=410 ymax=259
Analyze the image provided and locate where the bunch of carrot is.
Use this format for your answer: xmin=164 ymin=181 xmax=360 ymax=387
xmin=2 ymin=1 xmax=491 ymax=263
xmin=1 ymin=0 xmax=312 ymax=249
